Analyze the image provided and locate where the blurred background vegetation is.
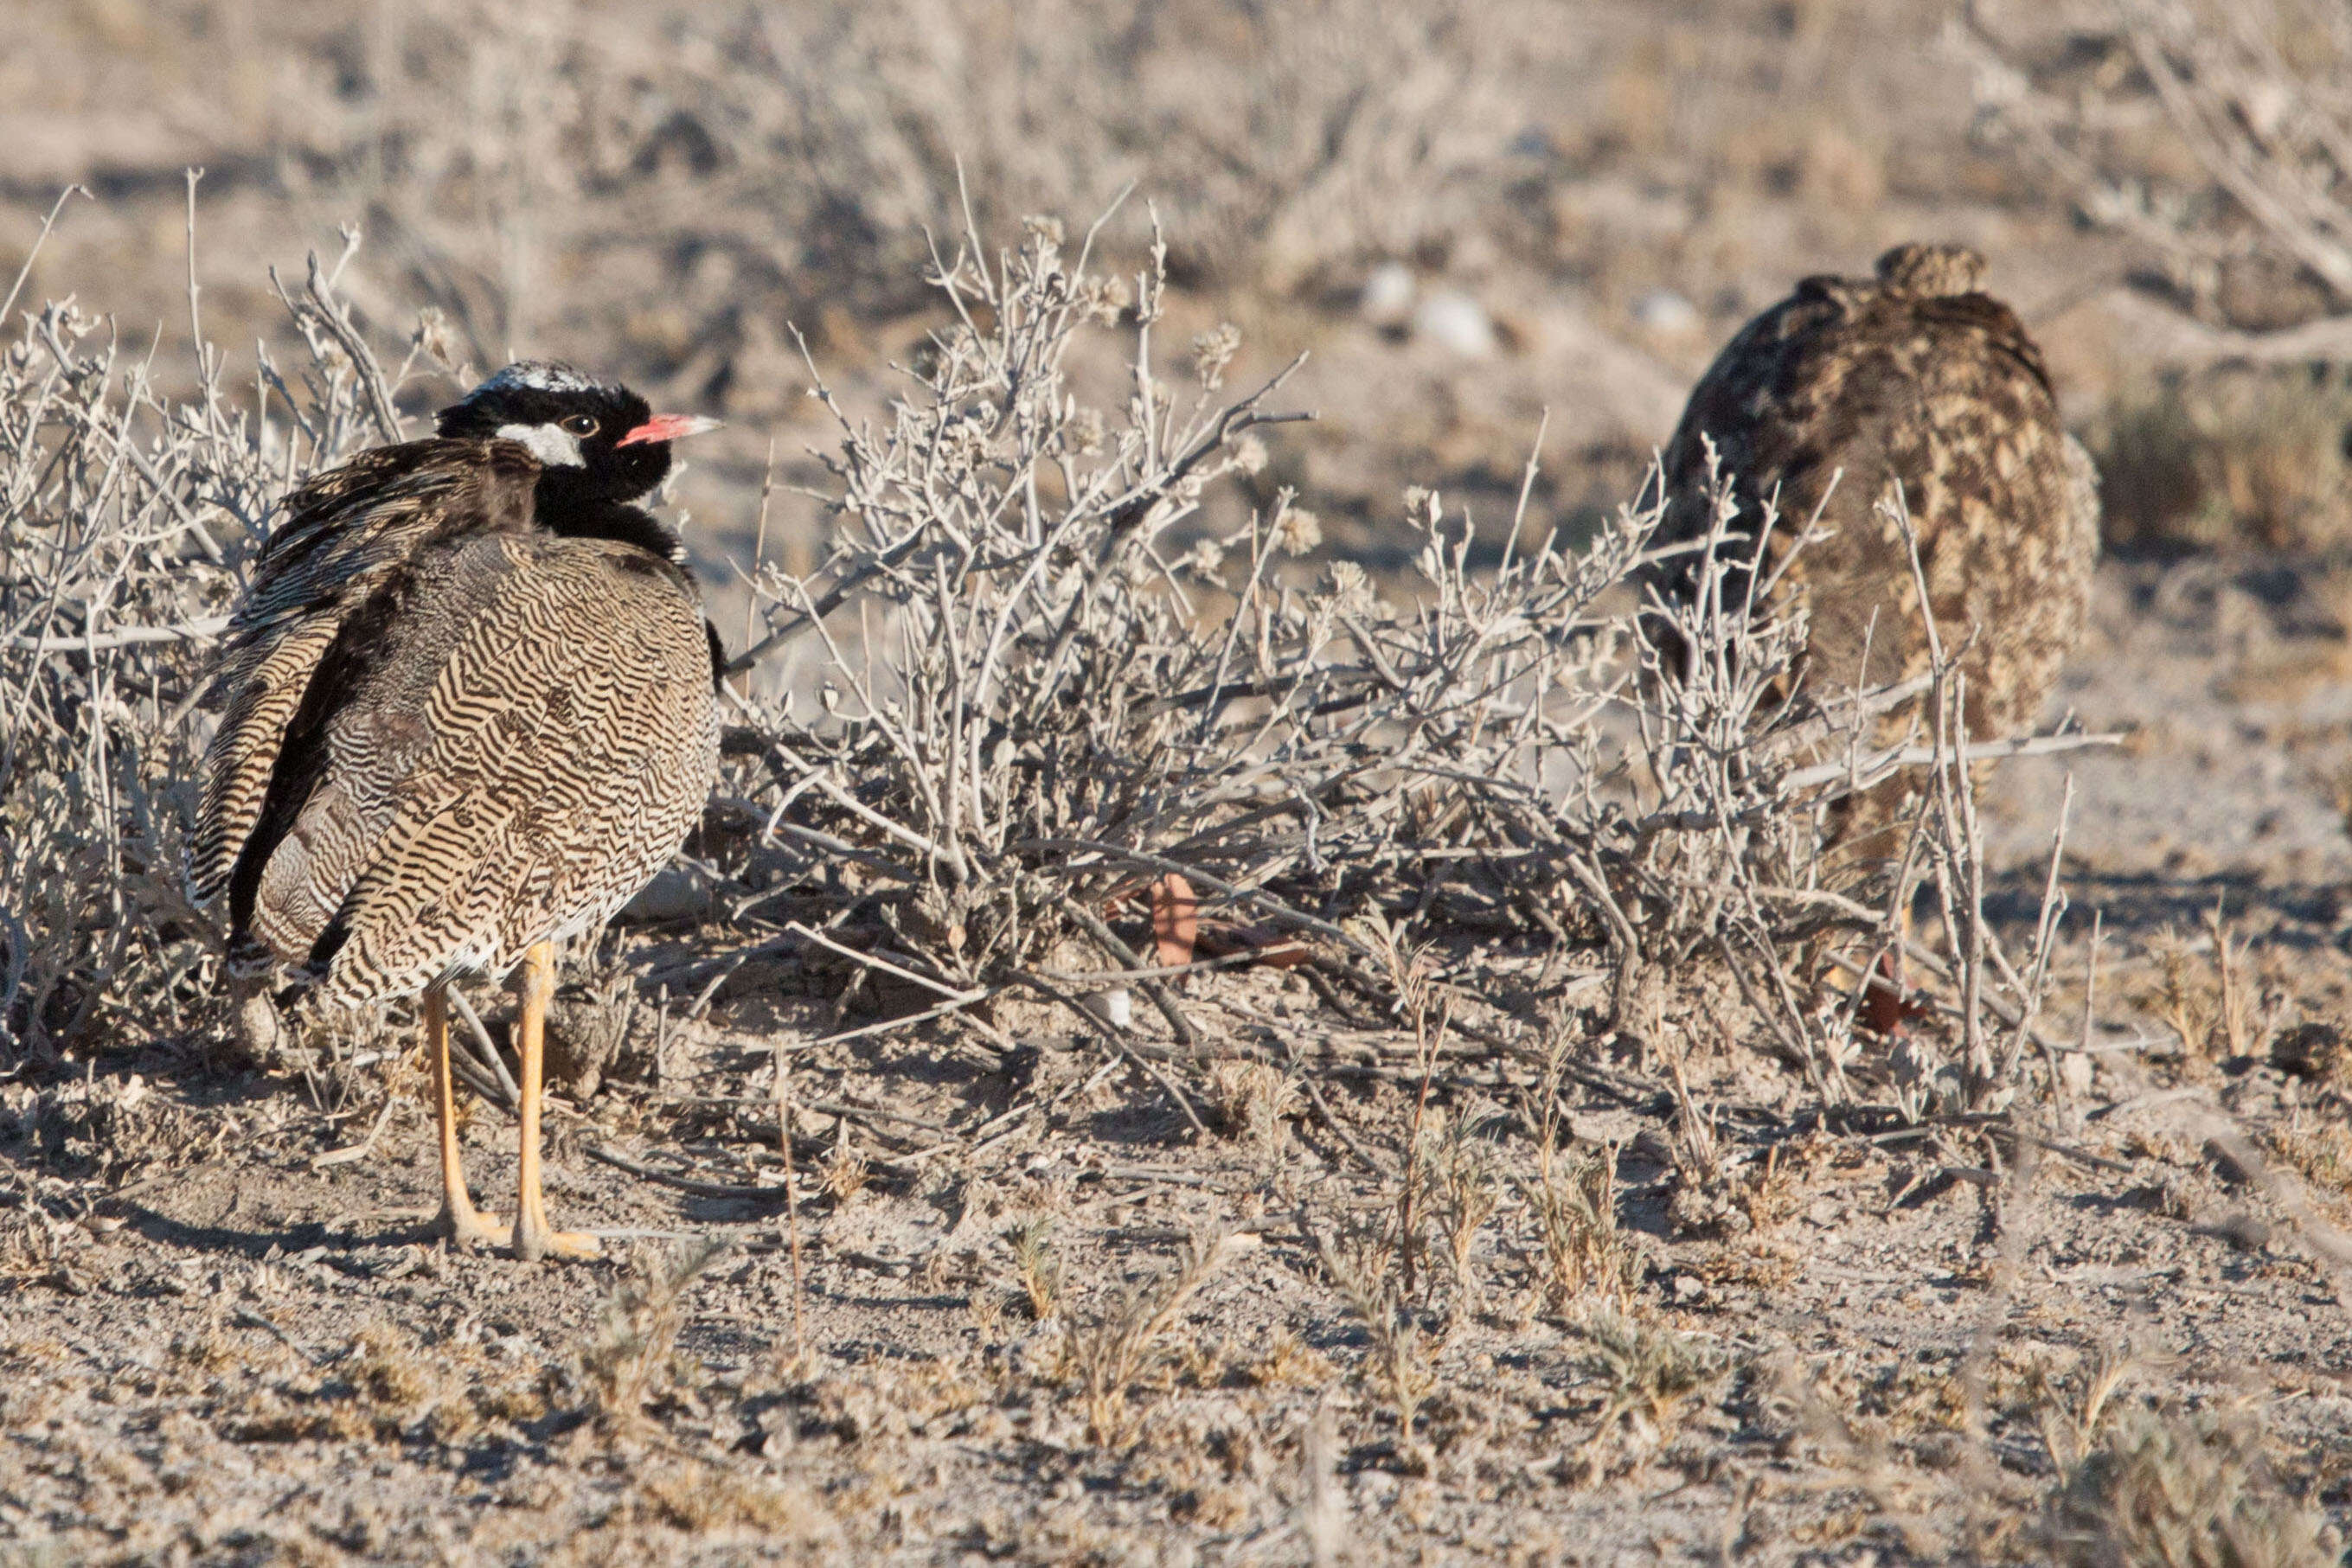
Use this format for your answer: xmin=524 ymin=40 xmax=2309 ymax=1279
xmin=11 ymin=0 xmax=2352 ymax=590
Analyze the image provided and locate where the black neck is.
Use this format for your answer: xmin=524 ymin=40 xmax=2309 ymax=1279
xmin=540 ymin=496 xmax=689 ymax=566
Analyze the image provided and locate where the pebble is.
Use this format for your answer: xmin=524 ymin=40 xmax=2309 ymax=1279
xmin=1360 ymin=260 xmax=1416 ymax=328
xmin=1413 ymin=289 xmax=1497 ymax=356
xmin=1632 ymin=288 xmax=1700 ymax=335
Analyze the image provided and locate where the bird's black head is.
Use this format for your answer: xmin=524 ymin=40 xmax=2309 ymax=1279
xmin=436 ymin=362 xmax=719 ymax=514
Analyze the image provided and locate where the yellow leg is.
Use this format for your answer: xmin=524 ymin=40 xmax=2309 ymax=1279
xmin=427 ymin=984 xmax=510 ymax=1250
xmin=514 ymin=941 xmax=601 ymax=1263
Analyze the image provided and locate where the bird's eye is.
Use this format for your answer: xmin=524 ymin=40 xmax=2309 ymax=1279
xmin=561 ymin=413 xmax=599 ymax=437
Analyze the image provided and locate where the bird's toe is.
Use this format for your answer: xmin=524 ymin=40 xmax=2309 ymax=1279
xmin=516 ymin=1225 xmax=603 ymax=1263
xmin=437 ymin=1206 xmax=512 ymax=1251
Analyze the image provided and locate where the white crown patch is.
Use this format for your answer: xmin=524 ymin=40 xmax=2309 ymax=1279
xmin=471 ymin=360 xmax=599 ymax=397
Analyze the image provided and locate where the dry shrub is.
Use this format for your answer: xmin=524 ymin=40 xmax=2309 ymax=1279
xmin=710 ymin=210 xmax=2086 ymax=1132
xmin=3 ymin=181 xmax=2091 ymax=1168
xmin=1967 ymin=0 xmax=2352 ymax=325
xmin=0 ymin=239 xmax=429 ymax=1063
xmin=70 ymin=0 xmax=1548 ymax=394
xmin=2044 ymin=1405 xmax=2339 ymax=1568
xmin=753 ymin=0 xmax=1534 ymax=294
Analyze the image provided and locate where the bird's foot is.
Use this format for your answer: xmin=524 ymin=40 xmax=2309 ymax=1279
xmin=514 ymin=1215 xmax=603 ymax=1263
xmin=435 ymin=1204 xmax=512 ymax=1251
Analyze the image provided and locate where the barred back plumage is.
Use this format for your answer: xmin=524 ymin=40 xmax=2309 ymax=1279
xmin=190 ymin=439 xmax=542 ymax=909
xmin=192 ymin=365 xmax=723 ymax=1261
xmin=240 ymin=528 xmax=720 ymax=1005
xmin=1647 ymin=241 xmax=2100 ymax=871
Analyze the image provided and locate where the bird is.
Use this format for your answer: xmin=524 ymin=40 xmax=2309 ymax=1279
xmin=1647 ymin=241 xmax=2100 ymax=878
xmin=1644 ymin=244 xmax=2099 ymax=1030
xmin=191 ymin=361 xmax=724 ymax=1261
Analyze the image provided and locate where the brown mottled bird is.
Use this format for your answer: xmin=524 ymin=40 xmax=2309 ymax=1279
xmin=1648 ymin=242 xmax=2100 ymax=882
xmin=193 ymin=362 xmax=723 ymax=1261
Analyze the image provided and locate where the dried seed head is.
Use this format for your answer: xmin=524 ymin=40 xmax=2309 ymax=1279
xmin=412 ymin=306 xmax=460 ymax=372
xmin=1191 ymin=322 xmax=1242 ymax=390
xmin=1272 ymin=502 xmax=1323 ymax=558
xmin=1233 ymin=433 xmax=1269 ymax=475
xmin=1079 ymin=275 xmax=1131 ymax=326
xmin=1184 ymin=538 xmax=1227 ymax=581
xmin=1326 ymin=560 xmax=1375 ymax=612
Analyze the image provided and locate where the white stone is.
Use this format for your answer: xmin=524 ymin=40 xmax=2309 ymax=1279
xmin=1413 ymin=288 xmax=1497 ymax=356
xmin=1359 ymin=260 xmax=1416 ymax=328
xmin=1633 ymin=288 xmax=1700 ymax=336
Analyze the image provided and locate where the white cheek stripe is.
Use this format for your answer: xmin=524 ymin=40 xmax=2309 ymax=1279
xmin=497 ymin=422 xmax=586 ymax=467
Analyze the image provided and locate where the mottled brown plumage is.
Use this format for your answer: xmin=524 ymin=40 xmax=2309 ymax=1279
xmin=1649 ymin=242 xmax=2100 ymax=870
xmin=193 ymin=362 xmax=722 ymax=1259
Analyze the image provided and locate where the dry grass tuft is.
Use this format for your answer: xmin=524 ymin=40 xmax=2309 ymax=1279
xmin=2138 ymin=911 xmax=2262 ymax=1066
xmin=1061 ymin=1226 xmax=1253 ymax=1446
xmin=2268 ymin=1112 xmax=2352 ymax=1202
xmin=1010 ymin=1215 xmax=1062 ymax=1322
xmin=1311 ymin=1222 xmax=1437 ymax=1467
xmin=2044 ymin=1405 xmax=2339 ymax=1568
xmin=576 ymin=1238 xmax=726 ymax=1431
xmin=1206 ymin=1059 xmax=1302 ymax=1160
xmin=1563 ymin=1305 xmax=1733 ymax=1478
xmin=1525 ymin=1143 xmax=1644 ymax=1316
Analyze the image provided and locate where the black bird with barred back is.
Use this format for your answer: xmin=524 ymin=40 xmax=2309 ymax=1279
xmin=193 ymin=361 xmax=724 ymax=1262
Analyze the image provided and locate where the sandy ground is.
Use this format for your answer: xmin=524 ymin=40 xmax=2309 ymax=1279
xmin=7 ymin=554 xmax=2352 ymax=1565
